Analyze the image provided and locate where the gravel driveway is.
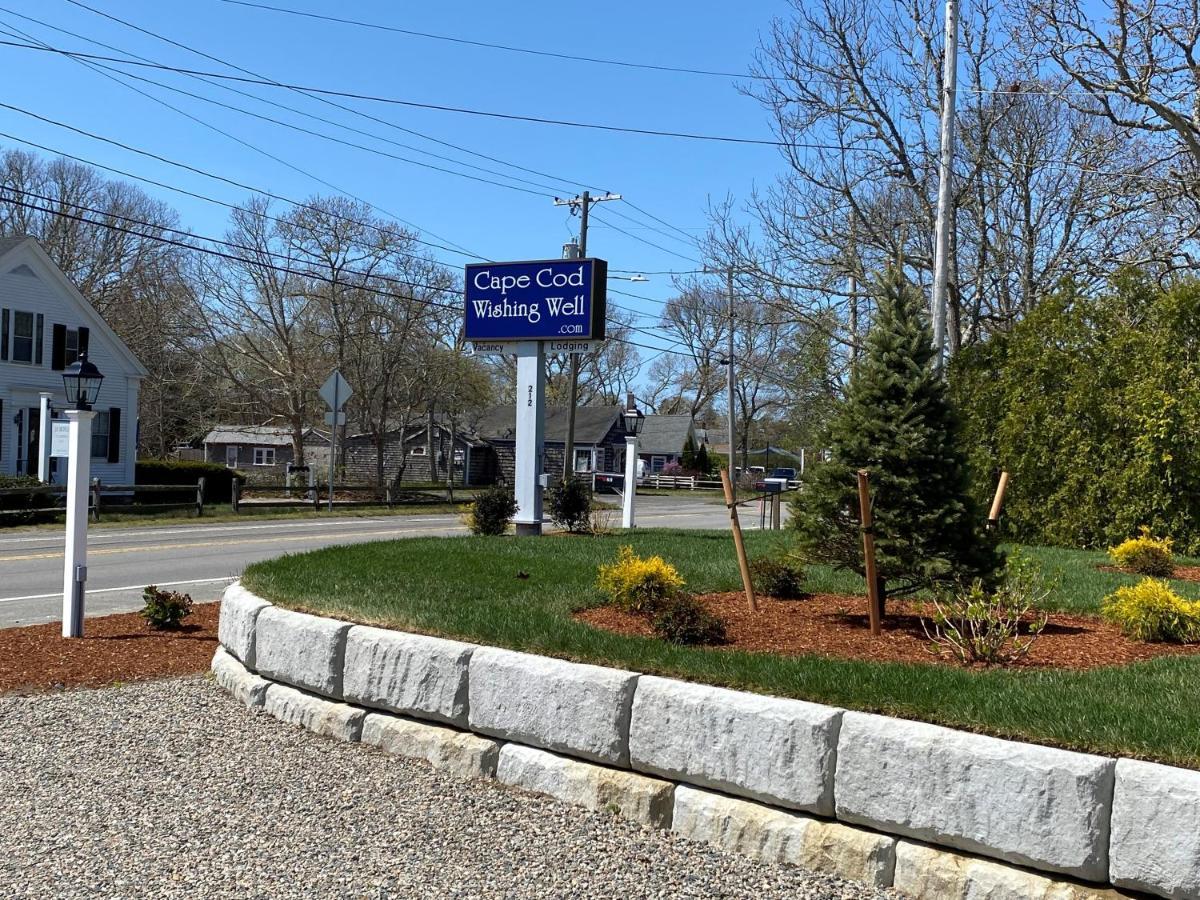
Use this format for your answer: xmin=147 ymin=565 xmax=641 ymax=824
xmin=0 ymin=677 xmax=894 ymax=899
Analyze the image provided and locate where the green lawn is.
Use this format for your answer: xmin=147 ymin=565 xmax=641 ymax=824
xmin=242 ymin=531 xmax=1200 ymax=768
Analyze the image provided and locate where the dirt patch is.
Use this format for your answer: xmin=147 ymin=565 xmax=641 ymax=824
xmin=575 ymin=593 xmax=1200 ymax=670
xmin=1098 ymin=563 xmax=1200 ymax=583
xmin=0 ymin=602 xmax=218 ymax=695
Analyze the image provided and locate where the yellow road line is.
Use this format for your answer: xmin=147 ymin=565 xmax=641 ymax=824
xmin=0 ymin=525 xmax=468 ymax=562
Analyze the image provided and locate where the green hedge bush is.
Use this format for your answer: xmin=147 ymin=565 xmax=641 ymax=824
xmin=136 ymin=459 xmax=242 ymax=503
xmin=0 ymin=473 xmax=57 ymax=524
xmin=951 ymin=273 xmax=1200 ymax=554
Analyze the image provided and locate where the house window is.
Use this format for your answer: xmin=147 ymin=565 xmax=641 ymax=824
xmin=64 ymin=328 xmax=80 ymax=367
xmin=253 ymin=447 xmax=276 ymax=466
xmin=651 ymin=455 xmax=667 ymax=473
xmin=91 ymin=411 xmax=110 ymax=458
xmin=574 ymin=448 xmax=593 ymax=472
xmin=410 ymin=445 xmax=427 ymax=456
xmin=11 ymin=311 xmax=34 ymax=363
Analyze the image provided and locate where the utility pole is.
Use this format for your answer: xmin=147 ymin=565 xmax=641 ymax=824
xmin=552 ymin=190 xmax=620 ymax=478
xmin=704 ymin=264 xmax=739 ymax=500
xmin=930 ymin=0 xmax=959 ymax=368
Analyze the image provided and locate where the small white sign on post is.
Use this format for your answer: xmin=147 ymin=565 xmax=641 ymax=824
xmin=50 ymin=420 xmax=71 ymax=458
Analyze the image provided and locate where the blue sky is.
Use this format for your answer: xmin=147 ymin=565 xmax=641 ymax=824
xmin=0 ymin=0 xmax=790 ymax=340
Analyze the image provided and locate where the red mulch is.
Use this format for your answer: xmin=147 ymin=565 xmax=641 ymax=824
xmin=1098 ymin=563 xmax=1200 ymax=583
xmin=575 ymin=592 xmax=1200 ymax=670
xmin=0 ymin=602 xmax=218 ymax=695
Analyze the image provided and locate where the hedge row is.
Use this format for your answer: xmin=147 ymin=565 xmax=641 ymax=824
xmin=135 ymin=459 xmax=243 ymax=503
xmin=950 ymin=273 xmax=1200 ymax=554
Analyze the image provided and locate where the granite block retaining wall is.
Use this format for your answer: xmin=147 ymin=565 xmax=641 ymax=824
xmin=214 ymin=583 xmax=1195 ymax=900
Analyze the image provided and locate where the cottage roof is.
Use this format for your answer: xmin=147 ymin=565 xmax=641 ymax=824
xmin=203 ymin=425 xmax=327 ymax=446
xmin=473 ymin=405 xmax=622 ymax=445
xmin=638 ymin=415 xmax=694 ymax=456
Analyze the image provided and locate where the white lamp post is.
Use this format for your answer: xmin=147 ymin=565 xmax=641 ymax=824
xmin=621 ymin=403 xmax=645 ymax=529
xmin=61 ymin=352 xmax=103 ymax=638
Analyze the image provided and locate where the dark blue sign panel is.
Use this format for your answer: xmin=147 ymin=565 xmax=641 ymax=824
xmin=464 ymin=258 xmax=607 ymax=341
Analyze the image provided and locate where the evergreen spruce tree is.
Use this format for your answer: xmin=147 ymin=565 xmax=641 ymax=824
xmin=695 ymin=442 xmax=711 ymax=475
xmin=791 ymin=271 xmax=1001 ymax=603
xmin=681 ymin=433 xmax=699 ymax=472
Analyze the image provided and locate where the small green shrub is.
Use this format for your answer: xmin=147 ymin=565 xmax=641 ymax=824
xmin=651 ymin=595 xmax=727 ymax=646
xmin=596 ymin=545 xmax=685 ymax=614
xmin=923 ymin=553 xmax=1050 ymax=665
xmin=467 ymin=484 xmax=517 ymax=536
xmin=1109 ymin=527 xmax=1174 ymax=577
xmin=1102 ymin=578 xmax=1200 ymax=643
xmin=547 ymin=477 xmax=593 ymax=533
xmin=750 ymin=557 xmax=806 ymax=598
xmin=140 ymin=585 xmax=194 ymax=630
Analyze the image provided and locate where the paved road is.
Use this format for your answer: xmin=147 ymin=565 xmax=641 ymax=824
xmin=0 ymin=494 xmax=783 ymax=628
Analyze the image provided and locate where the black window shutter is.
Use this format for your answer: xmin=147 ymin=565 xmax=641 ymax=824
xmin=107 ymin=407 xmax=121 ymax=463
xmin=1 ymin=309 xmax=8 ymax=361
xmin=0 ymin=399 xmax=4 ymax=460
xmin=51 ymin=324 xmax=66 ymax=370
xmin=35 ymin=314 xmax=43 ymax=365
xmin=78 ymin=327 xmax=90 ymax=357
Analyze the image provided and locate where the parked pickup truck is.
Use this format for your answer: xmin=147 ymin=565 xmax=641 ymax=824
xmin=754 ymin=467 xmax=798 ymax=493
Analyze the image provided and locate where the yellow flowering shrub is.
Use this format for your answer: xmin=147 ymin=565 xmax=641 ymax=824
xmin=1102 ymin=578 xmax=1200 ymax=643
xmin=1109 ymin=527 xmax=1174 ymax=576
xmin=596 ymin=545 xmax=685 ymax=613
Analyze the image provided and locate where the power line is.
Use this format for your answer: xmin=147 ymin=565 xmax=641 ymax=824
xmin=0 ymin=189 xmax=465 ymax=304
xmin=43 ymin=4 xmax=714 ymax=264
xmin=0 ymin=5 xmax=566 ymax=197
xmin=0 ymin=188 xmax=719 ymax=369
xmin=53 ymin=0 xmax=599 ymax=196
xmin=0 ymin=40 xmax=801 ymax=147
xmin=0 ymin=20 xmax=486 ymax=260
xmin=87 ymin=0 xmax=1133 ymax=101
xmin=0 ymin=101 xmax=485 ymax=259
xmin=8 ymin=37 xmax=1164 ymax=187
xmin=212 ymin=0 xmax=766 ymax=82
xmin=589 ymin=210 xmax=703 ymax=263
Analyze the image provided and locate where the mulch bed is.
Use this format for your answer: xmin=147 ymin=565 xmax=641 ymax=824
xmin=0 ymin=602 xmax=218 ymax=695
xmin=575 ymin=593 xmax=1200 ymax=670
xmin=1098 ymin=563 xmax=1200 ymax=583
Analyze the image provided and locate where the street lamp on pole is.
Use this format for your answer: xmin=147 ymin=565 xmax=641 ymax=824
xmin=61 ymin=352 xmax=103 ymax=638
xmin=621 ymin=399 xmax=645 ymax=529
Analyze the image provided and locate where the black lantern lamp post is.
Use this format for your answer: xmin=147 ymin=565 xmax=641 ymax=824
xmin=62 ymin=352 xmax=104 ymax=411
xmin=622 ymin=404 xmax=645 ymax=437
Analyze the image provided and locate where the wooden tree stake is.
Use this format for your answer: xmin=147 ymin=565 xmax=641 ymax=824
xmin=856 ymin=469 xmax=882 ymax=636
xmin=987 ymin=470 xmax=1010 ymax=530
xmin=721 ymin=468 xmax=757 ymax=612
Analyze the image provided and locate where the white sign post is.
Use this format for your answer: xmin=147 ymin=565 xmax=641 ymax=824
xmin=514 ymin=341 xmax=546 ymax=535
xmin=61 ymin=409 xmax=95 ymax=637
xmin=318 ymin=370 xmax=353 ymax=512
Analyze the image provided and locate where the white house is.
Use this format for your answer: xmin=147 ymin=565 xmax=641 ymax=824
xmin=0 ymin=236 xmax=147 ymax=483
